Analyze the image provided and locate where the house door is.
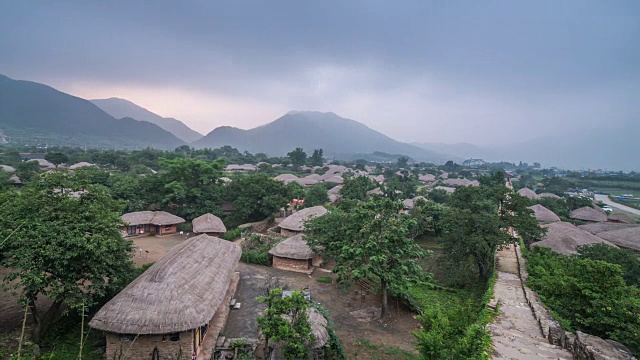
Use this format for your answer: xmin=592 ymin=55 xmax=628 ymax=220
xmin=155 ymin=225 xmax=161 ymax=234
xmin=127 ymin=226 xmax=137 ymax=235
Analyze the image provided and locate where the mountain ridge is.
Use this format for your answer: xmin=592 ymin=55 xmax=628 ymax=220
xmin=91 ymin=97 xmax=203 ymax=143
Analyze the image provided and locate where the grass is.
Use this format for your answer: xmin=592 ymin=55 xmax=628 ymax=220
xmin=353 ymin=338 xmax=420 ymax=360
xmin=315 ymin=275 xmax=333 ymax=283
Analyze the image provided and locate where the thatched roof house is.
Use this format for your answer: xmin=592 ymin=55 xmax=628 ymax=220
xmin=323 ymin=175 xmax=344 ymax=184
xmin=418 ymin=174 xmax=436 ymax=183
xmin=28 ymin=158 xmax=55 ymax=169
xmin=403 ymin=196 xmax=427 ymax=210
xmin=444 ymin=178 xmax=480 ymax=187
xmin=286 ymin=177 xmax=319 ymax=186
xmin=269 ymin=234 xmax=321 ymax=273
xmin=538 ymin=192 xmax=561 ymax=199
xmin=89 ymin=235 xmax=241 ymax=359
xmin=9 ymin=175 xmax=22 ymax=184
xmin=0 ymin=165 xmax=16 ymax=173
xmin=192 ymin=213 xmax=227 ymax=235
xmin=274 ymin=173 xmax=299 ymax=182
xmin=69 ymin=161 xmax=95 ymax=170
xmin=532 ymin=222 xmax=615 ymax=255
xmin=121 ymin=211 xmax=185 ymax=237
xmin=368 ymin=175 xmax=384 ymax=183
xmin=578 ymin=222 xmax=639 ymax=235
xmin=517 ymin=188 xmax=539 ymax=200
xmin=279 ymin=206 xmax=327 ymax=236
xmin=366 ymin=187 xmax=384 ymax=197
xmin=328 ymin=185 xmax=343 ymax=195
xmin=569 ymin=206 xmax=607 ymax=222
xmin=528 ymin=204 xmax=561 ymax=223
xmin=225 ymin=164 xmax=256 ymax=172
xmin=435 ymin=186 xmax=456 ymax=193
xmin=593 ymin=226 xmax=640 ymax=251
xmin=270 ymin=308 xmax=329 ymax=360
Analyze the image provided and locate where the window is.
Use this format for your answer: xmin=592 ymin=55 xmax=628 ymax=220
xmin=165 ymin=225 xmax=172 ymax=231
xmin=169 ymin=332 xmax=180 ymax=342
xmin=144 ymin=224 xmax=150 ymax=232
xmin=127 ymin=226 xmax=137 ymax=235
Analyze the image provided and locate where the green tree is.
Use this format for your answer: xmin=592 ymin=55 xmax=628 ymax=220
xmin=305 ymin=198 xmax=428 ymax=317
xmin=309 ymin=149 xmax=324 ymax=166
xmin=396 ymin=156 xmax=409 ymax=168
xmin=287 ymin=148 xmax=307 ymax=169
xmin=0 ymin=171 xmax=134 ymax=343
xmin=340 ymin=175 xmax=376 ymax=201
xmin=257 ymin=288 xmax=314 ymax=360
xmin=15 ymin=160 xmax=41 ymax=182
xmin=304 ymin=184 xmax=329 ymax=207
xmin=428 ymin=188 xmax=450 ymax=204
xmin=223 ymin=174 xmax=290 ymax=226
xmin=44 ymin=152 xmax=69 ymax=167
xmin=157 ymin=157 xmax=224 ymax=220
xmin=577 ymin=243 xmax=640 ymax=287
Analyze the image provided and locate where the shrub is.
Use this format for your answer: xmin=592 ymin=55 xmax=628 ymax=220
xmin=241 ymin=251 xmax=270 ymax=265
xmin=315 ymin=275 xmax=333 ymax=283
xmin=221 ymin=227 xmax=243 ymax=241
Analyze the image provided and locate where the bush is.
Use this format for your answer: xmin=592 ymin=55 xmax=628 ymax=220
xmin=315 ymin=275 xmax=333 ymax=283
xmin=221 ymin=227 xmax=243 ymax=241
xmin=241 ymin=251 xmax=270 ymax=265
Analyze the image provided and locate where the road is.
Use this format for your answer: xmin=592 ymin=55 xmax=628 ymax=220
xmin=594 ymin=194 xmax=640 ymax=216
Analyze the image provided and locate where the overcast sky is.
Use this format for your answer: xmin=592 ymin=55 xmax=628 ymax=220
xmin=1 ymin=1 xmax=639 ymax=145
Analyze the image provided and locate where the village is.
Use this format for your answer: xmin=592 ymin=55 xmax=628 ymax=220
xmin=1 ymin=147 xmax=639 ymax=360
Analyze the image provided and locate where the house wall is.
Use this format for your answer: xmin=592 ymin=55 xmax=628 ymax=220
xmin=272 ymin=256 xmax=310 ymax=273
xmin=105 ymin=330 xmax=193 ymax=360
xmin=311 ymin=254 xmax=323 ymax=267
xmin=158 ymin=224 xmax=178 ymax=235
xmin=280 ymin=228 xmax=301 ymax=237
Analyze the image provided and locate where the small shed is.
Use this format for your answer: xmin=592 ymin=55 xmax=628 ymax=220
xmin=269 ymin=234 xmax=322 ymax=273
xmin=527 ymin=204 xmax=561 ymax=223
xmin=569 ymin=206 xmax=607 ymax=222
xmin=121 ymin=211 xmax=185 ymax=237
xmin=192 ymin=213 xmax=227 ymax=236
xmin=278 ymin=206 xmax=327 ymax=237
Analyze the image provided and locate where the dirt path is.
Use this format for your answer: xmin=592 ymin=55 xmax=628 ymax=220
xmin=594 ymin=194 xmax=640 ymax=216
xmin=489 ymin=245 xmax=571 ymax=359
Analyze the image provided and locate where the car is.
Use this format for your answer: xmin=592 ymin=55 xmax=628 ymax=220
xmin=602 ymin=206 xmax=613 ymax=213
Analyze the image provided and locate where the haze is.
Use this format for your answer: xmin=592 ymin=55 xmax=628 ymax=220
xmin=1 ymin=1 xmax=639 ymax=145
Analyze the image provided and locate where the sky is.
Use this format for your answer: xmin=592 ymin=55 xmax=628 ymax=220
xmin=1 ymin=1 xmax=639 ymax=145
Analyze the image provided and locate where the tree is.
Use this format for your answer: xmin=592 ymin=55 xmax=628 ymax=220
xmin=305 ymin=198 xmax=428 ymax=317
xmin=396 ymin=156 xmax=409 ymax=168
xmin=0 ymin=171 xmax=134 ymax=343
xmin=428 ymin=188 xmax=450 ymax=204
xmin=340 ymin=176 xmax=376 ymax=201
xmin=287 ymin=148 xmax=307 ymax=169
xmin=309 ymin=149 xmax=324 ymax=166
xmin=44 ymin=152 xmax=69 ymax=167
xmin=304 ymin=184 xmax=329 ymax=207
xmin=257 ymin=288 xmax=314 ymax=360
xmin=223 ymin=174 xmax=290 ymax=226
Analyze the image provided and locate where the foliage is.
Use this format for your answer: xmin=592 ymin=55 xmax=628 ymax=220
xmin=396 ymin=156 xmax=409 ymax=168
xmin=304 ymin=184 xmax=330 ymax=206
xmin=309 ymin=149 xmax=324 ymax=166
xmin=44 ymin=152 xmax=69 ymax=167
xmin=409 ymin=199 xmax=446 ymax=237
xmin=221 ymin=227 xmax=243 ymax=241
xmin=223 ymin=174 xmax=290 ymax=227
xmin=305 ymin=198 xmax=429 ymax=317
xmin=240 ymin=251 xmax=270 ymax=265
xmin=0 ymin=171 xmax=134 ymax=343
xmin=287 ymin=148 xmax=307 ymax=169
xmin=541 ymin=176 xmax=575 ymax=196
xmin=427 ymin=188 xmax=449 ymax=204
xmin=257 ymin=288 xmax=314 ymax=360
xmin=355 ymin=338 xmax=420 ymax=360
xmin=577 ymin=243 xmax=640 ymax=287
xmin=383 ymin=172 xmax=416 ymax=201
xmin=526 ymin=246 xmax=640 ymax=355
xmin=339 ymin=175 xmax=376 ymax=201
xmin=315 ymin=275 xmax=333 ymax=283
xmin=311 ymin=304 xmax=347 ymax=360
xmin=565 ymin=196 xmax=593 ymax=211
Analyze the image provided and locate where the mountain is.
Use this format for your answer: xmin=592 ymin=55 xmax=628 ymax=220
xmin=91 ymin=98 xmax=203 ymax=143
xmin=0 ymin=74 xmax=185 ymax=150
xmin=193 ymin=111 xmax=452 ymax=163
xmin=414 ymin=121 xmax=640 ymax=171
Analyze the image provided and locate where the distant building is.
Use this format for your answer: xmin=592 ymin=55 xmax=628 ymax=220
xmin=121 ymin=211 xmax=185 ymax=237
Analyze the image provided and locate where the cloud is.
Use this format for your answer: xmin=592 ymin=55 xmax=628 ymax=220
xmin=0 ymin=0 xmax=639 ymax=144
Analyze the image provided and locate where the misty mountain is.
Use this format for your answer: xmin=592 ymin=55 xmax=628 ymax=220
xmin=91 ymin=97 xmax=203 ymax=143
xmin=415 ymin=121 xmax=640 ymax=171
xmin=194 ymin=111 xmax=452 ymax=163
xmin=0 ymin=74 xmax=185 ymax=150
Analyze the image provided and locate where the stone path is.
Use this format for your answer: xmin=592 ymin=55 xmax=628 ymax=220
xmin=490 ymin=245 xmax=572 ymax=360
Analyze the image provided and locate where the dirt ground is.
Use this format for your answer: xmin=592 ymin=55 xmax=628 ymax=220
xmin=0 ymin=233 xmax=421 ymax=358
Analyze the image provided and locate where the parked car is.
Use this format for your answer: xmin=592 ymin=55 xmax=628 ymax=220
xmin=602 ymin=206 xmax=613 ymax=213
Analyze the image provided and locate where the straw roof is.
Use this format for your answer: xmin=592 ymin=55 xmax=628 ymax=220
xmin=578 ymin=222 xmax=639 ymax=235
xmin=435 ymin=186 xmax=456 ymax=193
xmin=328 ymin=185 xmax=343 ymax=195
xmin=28 ymin=158 xmax=55 ymax=169
xmin=9 ymin=175 xmax=22 ymax=184
xmin=368 ymin=175 xmax=384 ymax=183
xmin=308 ymin=308 xmax=329 ymax=348
xmin=192 ymin=213 xmax=226 ymax=233
xmin=89 ymin=235 xmax=241 ymax=334
xmin=366 ymin=187 xmax=384 ymax=196
xmin=328 ymin=193 xmax=340 ymax=203
xmin=323 ymin=175 xmax=344 ymax=184
xmin=121 ymin=211 xmax=185 ymax=226
xmin=569 ymin=206 xmax=607 ymax=222
xmin=220 ymin=177 xmax=232 ymax=183
xmin=274 ymin=173 xmax=299 ymax=182
xmin=0 ymin=165 xmax=16 ymax=173
xmin=517 ymin=188 xmax=539 ymax=200
xmin=304 ymin=174 xmax=322 ymax=181
xmin=418 ymin=174 xmax=436 ymax=183
xmin=269 ymin=234 xmax=315 ymax=259
xmin=403 ymin=196 xmax=427 ymax=210
xmin=532 ymin=222 xmax=615 ymax=255
xmin=445 ymin=178 xmax=480 ymax=187
xmin=286 ymin=177 xmax=319 ymax=186
xmin=538 ymin=192 xmax=561 ymax=199
xmin=527 ymin=204 xmax=561 ymax=223
xmin=225 ymin=164 xmax=256 ymax=171
xmin=279 ymin=206 xmax=328 ymax=231
xmin=69 ymin=162 xmax=95 ymax=170
xmin=594 ymin=226 xmax=640 ymax=251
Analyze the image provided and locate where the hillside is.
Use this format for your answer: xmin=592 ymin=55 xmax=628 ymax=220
xmin=194 ymin=111 xmax=451 ymax=163
xmin=0 ymin=74 xmax=185 ymax=150
xmin=91 ymin=98 xmax=203 ymax=143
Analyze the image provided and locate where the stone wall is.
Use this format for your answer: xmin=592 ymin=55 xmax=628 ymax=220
xmin=272 ymin=256 xmax=310 ymax=273
xmin=239 ymin=218 xmax=270 ymax=233
xmin=514 ymin=243 xmax=636 ymax=360
xmin=105 ymin=330 xmax=193 ymax=360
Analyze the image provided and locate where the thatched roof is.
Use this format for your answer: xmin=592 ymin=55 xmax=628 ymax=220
xmin=418 ymin=174 xmax=436 ymax=183
xmin=328 ymin=185 xmax=343 ymax=195
xmin=69 ymin=162 xmax=95 ymax=170
xmin=532 ymin=222 xmax=615 ymax=255
xmin=28 ymin=158 xmax=55 ymax=169
xmin=89 ymin=235 xmax=241 ymax=334
xmin=403 ymin=196 xmax=427 ymax=210
xmin=594 ymin=226 xmax=640 ymax=251
xmin=578 ymin=222 xmax=639 ymax=235
xmin=269 ymin=234 xmax=315 ymax=259
xmin=274 ymin=174 xmax=299 ymax=182
xmin=308 ymin=308 xmax=329 ymax=348
xmin=192 ymin=213 xmax=226 ymax=233
xmin=434 ymin=186 xmax=455 ymax=193
xmin=286 ymin=177 xmax=319 ymax=186
xmin=225 ymin=164 xmax=256 ymax=171
xmin=569 ymin=206 xmax=607 ymax=222
xmin=445 ymin=178 xmax=480 ymax=187
xmin=368 ymin=175 xmax=384 ymax=183
xmin=9 ymin=175 xmax=22 ymax=184
xmin=304 ymin=174 xmax=322 ymax=181
xmin=0 ymin=165 xmax=16 ymax=173
xmin=279 ymin=206 xmax=328 ymax=231
xmin=528 ymin=204 xmax=561 ymax=223
xmin=328 ymin=193 xmax=340 ymax=203
xmin=538 ymin=192 xmax=561 ymax=199
xmin=323 ymin=175 xmax=344 ymax=184
xmin=121 ymin=211 xmax=185 ymax=226
xmin=220 ymin=177 xmax=232 ymax=183
xmin=366 ymin=187 xmax=384 ymax=196
xmin=517 ymin=188 xmax=539 ymax=200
